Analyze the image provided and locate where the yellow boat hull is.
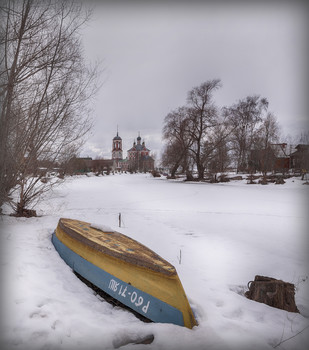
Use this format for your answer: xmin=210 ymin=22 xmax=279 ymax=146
xmin=52 ymin=218 xmax=197 ymax=328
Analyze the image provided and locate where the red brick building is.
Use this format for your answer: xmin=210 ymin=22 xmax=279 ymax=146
xmin=111 ymin=132 xmax=154 ymax=172
xmin=127 ymin=134 xmax=154 ymax=172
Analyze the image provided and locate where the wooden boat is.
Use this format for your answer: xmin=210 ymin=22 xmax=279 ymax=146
xmin=52 ymin=218 xmax=197 ymax=329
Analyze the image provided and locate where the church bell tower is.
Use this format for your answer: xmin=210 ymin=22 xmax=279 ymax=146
xmin=112 ymin=128 xmax=123 ymax=170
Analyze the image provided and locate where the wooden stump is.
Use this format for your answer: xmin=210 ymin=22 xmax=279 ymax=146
xmin=245 ymin=275 xmax=299 ymax=313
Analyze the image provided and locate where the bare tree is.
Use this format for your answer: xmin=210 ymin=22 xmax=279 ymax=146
xmin=161 ymin=82 xmax=279 ymax=181
xmin=293 ymin=131 xmax=309 ymax=178
xmin=255 ymin=113 xmax=280 ymax=174
xmin=162 ymin=80 xmax=230 ymax=180
xmin=225 ymin=95 xmax=268 ymax=173
xmin=260 ymin=113 xmax=280 ymax=145
xmin=162 ymin=106 xmax=192 ymax=178
xmin=0 ymin=0 xmax=100 ymax=216
xmin=299 ymin=131 xmax=309 ymax=144
xmin=186 ymin=79 xmax=222 ymax=180
xmin=206 ymin=121 xmax=232 ymax=180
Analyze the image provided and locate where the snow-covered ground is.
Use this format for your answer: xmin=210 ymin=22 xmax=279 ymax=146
xmin=1 ymin=173 xmax=308 ymax=350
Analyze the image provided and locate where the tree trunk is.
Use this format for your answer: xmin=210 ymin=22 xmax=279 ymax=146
xmin=197 ymin=162 xmax=204 ymax=180
xmin=185 ymin=170 xmax=194 ymax=181
xmin=170 ymin=163 xmax=179 ymax=178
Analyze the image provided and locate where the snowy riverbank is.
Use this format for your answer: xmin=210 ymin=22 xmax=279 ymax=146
xmin=1 ymin=173 xmax=308 ymax=350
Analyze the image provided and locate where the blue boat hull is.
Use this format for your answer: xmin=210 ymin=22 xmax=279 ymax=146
xmin=52 ymin=232 xmax=184 ymax=326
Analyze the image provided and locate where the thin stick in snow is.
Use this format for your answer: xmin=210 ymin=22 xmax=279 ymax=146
xmin=177 ymin=249 xmax=182 ymax=265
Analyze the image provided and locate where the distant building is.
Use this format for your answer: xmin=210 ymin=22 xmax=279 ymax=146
xmin=270 ymin=143 xmax=290 ymax=171
xmin=249 ymin=143 xmax=290 ymax=173
xmin=127 ymin=134 xmax=154 ymax=172
xmin=112 ymin=132 xmax=123 ymax=171
xmin=249 ymin=143 xmax=309 ymax=174
xmin=69 ymin=131 xmax=155 ymax=174
xmin=111 ymin=131 xmax=154 ymax=172
xmin=290 ymin=144 xmax=309 ymax=172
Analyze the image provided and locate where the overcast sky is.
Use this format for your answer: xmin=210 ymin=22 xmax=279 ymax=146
xmin=80 ymin=0 xmax=309 ymax=161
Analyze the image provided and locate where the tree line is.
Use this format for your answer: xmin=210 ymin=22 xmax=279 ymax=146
xmin=161 ymin=79 xmax=288 ymax=181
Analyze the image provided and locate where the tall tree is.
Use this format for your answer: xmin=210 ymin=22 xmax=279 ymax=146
xmin=206 ymin=121 xmax=232 ymax=179
xmin=255 ymin=113 xmax=280 ymax=174
xmin=225 ymin=95 xmax=268 ymax=172
xmin=162 ymin=106 xmax=192 ymax=178
xmin=186 ymin=79 xmax=222 ymax=180
xmin=0 ymin=0 xmax=99 ymax=215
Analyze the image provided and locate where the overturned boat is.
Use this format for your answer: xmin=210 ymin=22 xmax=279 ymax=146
xmin=52 ymin=218 xmax=197 ymax=329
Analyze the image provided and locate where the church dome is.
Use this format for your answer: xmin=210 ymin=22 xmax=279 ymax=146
xmin=113 ymin=132 xmax=122 ymax=140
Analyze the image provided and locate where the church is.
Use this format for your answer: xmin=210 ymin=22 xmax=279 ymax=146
xmin=112 ymin=132 xmax=154 ymax=172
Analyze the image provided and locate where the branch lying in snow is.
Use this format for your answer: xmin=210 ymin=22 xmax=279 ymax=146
xmin=273 ymin=324 xmax=309 ymax=348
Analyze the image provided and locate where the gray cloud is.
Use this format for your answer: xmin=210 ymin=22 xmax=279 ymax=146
xmin=81 ymin=0 xmax=309 ymax=160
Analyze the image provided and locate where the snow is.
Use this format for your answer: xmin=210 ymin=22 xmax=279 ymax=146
xmin=90 ymin=223 xmax=115 ymax=233
xmin=1 ymin=173 xmax=308 ymax=350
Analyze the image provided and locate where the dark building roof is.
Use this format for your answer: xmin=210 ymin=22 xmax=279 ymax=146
xmin=128 ymin=144 xmax=150 ymax=152
xmin=290 ymin=144 xmax=309 ymax=156
xmin=113 ymin=132 xmax=122 ymax=140
xmin=128 ymin=134 xmax=150 ymax=153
